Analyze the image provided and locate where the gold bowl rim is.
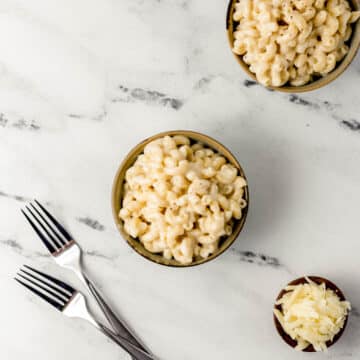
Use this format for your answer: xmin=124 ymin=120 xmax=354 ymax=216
xmin=226 ymin=0 xmax=360 ymax=93
xmin=111 ymin=130 xmax=249 ymax=267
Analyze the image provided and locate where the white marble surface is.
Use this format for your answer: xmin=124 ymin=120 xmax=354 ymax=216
xmin=1 ymin=0 xmax=360 ymax=359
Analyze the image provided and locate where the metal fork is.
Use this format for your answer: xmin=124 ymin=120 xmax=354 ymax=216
xmin=21 ymin=200 xmax=150 ymax=356
xmin=15 ymin=265 xmax=155 ymax=360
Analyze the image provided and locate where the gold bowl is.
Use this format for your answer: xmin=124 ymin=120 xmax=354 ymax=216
xmin=111 ymin=130 xmax=249 ymax=267
xmin=226 ymin=0 xmax=360 ymax=92
xmin=274 ymin=276 xmax=349 ymax=351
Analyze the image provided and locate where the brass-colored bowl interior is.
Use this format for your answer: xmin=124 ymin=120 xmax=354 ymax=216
xmin=226 ymin=0 xmax=360 ymax=92
xmin=274 ymin=276 xmax=349 ymax=351
xmin=111 ymin=130 xmax=249 ymax=267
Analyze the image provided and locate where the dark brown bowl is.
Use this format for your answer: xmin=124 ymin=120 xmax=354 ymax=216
xmin=274 ymin=276 xmax=349 ymax=352
xmin=226 ymin=0 xmax=360 ymax=92
xmin=112 ymin=130 xmax=249 ymax=267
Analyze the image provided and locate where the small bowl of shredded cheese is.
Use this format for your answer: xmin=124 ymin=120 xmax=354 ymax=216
xmin=274 ymin=276 xmax=351 ymax=352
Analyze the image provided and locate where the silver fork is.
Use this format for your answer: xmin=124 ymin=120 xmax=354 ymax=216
xmin=21 ymin=200 xmax=150 ymax=356
xmin=15 ymin=265 xmax=155 ymax=360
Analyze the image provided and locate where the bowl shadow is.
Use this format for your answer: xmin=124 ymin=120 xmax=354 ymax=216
xmin=204 ymin=117 xmax=295 ymax=252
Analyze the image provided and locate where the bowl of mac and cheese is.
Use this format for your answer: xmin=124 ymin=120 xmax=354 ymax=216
xmin=112 ymin=130 xmax=249 ymax=267
xmin=226 ymin=0 xmax=360 ymax=92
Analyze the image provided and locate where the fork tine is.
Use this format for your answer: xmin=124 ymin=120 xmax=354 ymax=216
xmin=19 ymin=269 xmax=71 ymax=299
xmin=21 ymin=209 xmax=56 ymax=254
xmin=26 ymin=205 xmax=62 ymax=249
xmin=14 ymin=278 xmax=64 ymax=311
xmin=17 ymin=272 xmax=68 ymax=303
xmin=34 ymin=200 xmax=72 ymax=242
xmin=28 ymin=204 xmax=66 ymax=247
xmin=23 ymin=265 xmax=75 ymax=294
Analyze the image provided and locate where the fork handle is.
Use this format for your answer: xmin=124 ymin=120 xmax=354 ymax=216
xmin=98 ymin=323 xmax=157 ymax=360
xmin=79 ymin=271 xmax=150 ymax=354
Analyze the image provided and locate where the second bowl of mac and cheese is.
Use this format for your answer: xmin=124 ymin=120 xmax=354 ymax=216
xmin=112 ymin=130 xmax=249 ymax=267
xmin=226 ymin=0 xmax=360 ymax=92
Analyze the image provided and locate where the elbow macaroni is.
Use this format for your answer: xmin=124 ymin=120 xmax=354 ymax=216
xmin=232 ymin=0 xmax=360 ymax=87
xmin=119 ymin=135 xmax=247 ymax=265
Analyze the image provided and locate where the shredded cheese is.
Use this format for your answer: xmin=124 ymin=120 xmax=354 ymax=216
xmin=274 ymin=278 xmax=351 ymax=352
